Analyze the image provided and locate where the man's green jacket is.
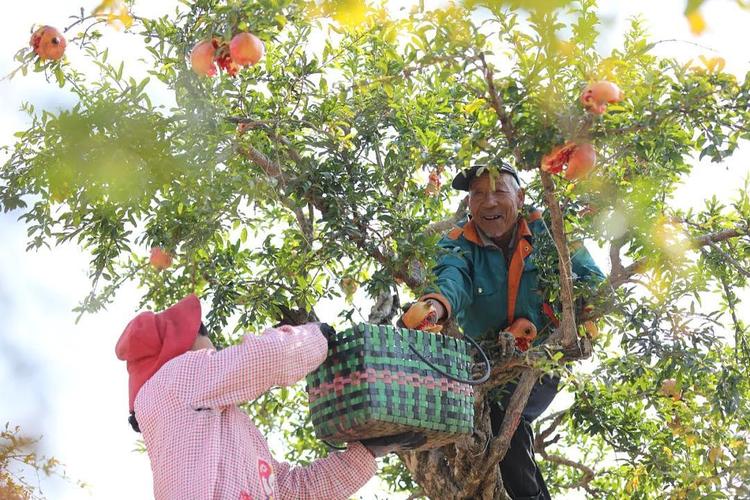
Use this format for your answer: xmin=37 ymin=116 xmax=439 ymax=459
xmin=421 ymin=211 xmax=605 ymax=343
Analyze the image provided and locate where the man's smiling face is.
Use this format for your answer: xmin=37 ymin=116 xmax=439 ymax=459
xmin=468 ymin=172 xmax=524 ymax=240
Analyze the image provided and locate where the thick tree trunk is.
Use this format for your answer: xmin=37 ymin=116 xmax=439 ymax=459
xmin=398 ymin=375 xmax=526 ymax=499
xmin=394 ymin=321 xmax=594 ymax=499
xmin=391 ymin=331 xmax=536 ymax=498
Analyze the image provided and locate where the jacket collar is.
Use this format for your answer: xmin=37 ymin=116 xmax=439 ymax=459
xmin=464 ymin=217 xmax=532 ymax=252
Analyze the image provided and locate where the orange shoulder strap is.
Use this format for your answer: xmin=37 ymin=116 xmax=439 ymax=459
xmin=506 ymin=219 xmax=534 ymax=324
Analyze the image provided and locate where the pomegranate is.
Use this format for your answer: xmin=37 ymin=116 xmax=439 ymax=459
xmin=504 ymin=318 xmax=537 ymax=352
xmin=564 ymin=143 xmax=597 ymax=180
xmin=425 ymin=169 xmax=441 ymax=195
xmin=580 ymin=81 xmax=624 ymax=115
xmin=540 ymin=142 xmax=576 ymax=174
xmin=660 ymin=378 xmax=681 ymax=401
xmin=30 ymin=26 xmax=66 ymax=61
xmin=541 ymin=142 xmax=597 ymax=181
xmin=402 ymin=301 xmax=442 ymax=333
xmin=149 ymin=247 xmax=173 ymax=270
xmin=339 ymin=277 xmax=358 ymax=297
xmin=190 ymin=40 xmax=218 ymax=77
xmin=214 ymin=43 xmax=239 ymax=76
xmin=229 ymin=32 xmax=264 ymax=66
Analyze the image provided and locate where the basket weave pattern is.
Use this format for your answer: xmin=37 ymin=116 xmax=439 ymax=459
xmin=306 ymin=323 xmax=475 ymax=449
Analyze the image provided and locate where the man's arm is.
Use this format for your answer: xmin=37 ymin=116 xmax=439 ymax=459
xmin=419 ymin=240 xmax=475 ymax=322
xmin=272 ymin=442 xmax=377 ymax=500
xmin=181 ymin=323 xmax=328 ymax=408
xmin=570 ymin=242 xmax=606 ymax=283
xmin=570 ymin=242 xmax=606 ymax=320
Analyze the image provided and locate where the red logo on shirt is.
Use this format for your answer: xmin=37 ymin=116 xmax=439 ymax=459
xmin=258 ymin=459 xmax=276 ymax=499
xmin=239 ymin=492 xmax=252 ymax=500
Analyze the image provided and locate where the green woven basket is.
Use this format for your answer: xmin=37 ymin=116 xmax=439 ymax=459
xmin=306 ymin=323 xmax=476 ymax=450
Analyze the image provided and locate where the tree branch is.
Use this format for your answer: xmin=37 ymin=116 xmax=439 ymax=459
xmin=462 ymin=368 xmax=541 ymax=497
xmin=531 ymin=409 xmax=599 ymax=495
xmin=535 ymin=410 xmax=567 ymax=444
xmin=235 ymin=143 xmax=282 ymax=180
xmin=233 ymin=120 xmax=316 ymax=242
xmin=368 ymin=289 xmax=400 ymax=324
xmin=406 ymin=489 xmax=425 ymax=500
xmin=608 ymin=235 xmax=627 ymax=282
xmin=424 ymin=196 xmax=469 ymax=237
xmin=478 ymin=54 xmax=579 ymax=347
xmin=538 ymin=450 xmax=598 ymax=495
xmin=237 ymin=141 xmax=314 ymax=243
xmin=539 ymin=172 xmax=577 ymax=347
xmin=607 ymin=227 xmax=747 ymax=290
xmin=477 ymin=52 xmax=521 ymax=166
xmin=692 ymin=227 xmax=745 ymax=247
xmin=579 ymin=225 xmax=750 ymax=328
xmin=236 ymin=137 xmax=428 ymax=293
xmin=705 ymin=239 xmax=750 ymax=278
xmin=231 ymin=118 xmax=307 ymax=164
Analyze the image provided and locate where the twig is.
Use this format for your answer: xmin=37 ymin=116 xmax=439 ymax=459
xmin=424 ymin=196 xmax=469 ymax=237
xmin=477 ymin=52 xmax=522 ymax=166
xmin=649 ymin=38 xmax=722 ymax=54
xmin=703 ymin=246 xmax=748 ymax=361
xmin=406 ymin=489 xmax=425 ymax=500
xmin=705 ymin=239 xmax=750 ymax=278
xmin=607 ymin=227 xmax=747 ymax=290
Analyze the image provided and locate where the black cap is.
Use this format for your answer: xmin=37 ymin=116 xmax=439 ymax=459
xmin=451 ymin=162 xmax=520 ymax=191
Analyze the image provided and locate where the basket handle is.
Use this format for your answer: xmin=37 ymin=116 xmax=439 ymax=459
xmin=406 ymin=331 xmax=491 ymax=386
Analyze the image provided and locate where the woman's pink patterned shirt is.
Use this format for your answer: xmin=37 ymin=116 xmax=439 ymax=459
xmin=134 ymin=323 xmax=377 ymax=499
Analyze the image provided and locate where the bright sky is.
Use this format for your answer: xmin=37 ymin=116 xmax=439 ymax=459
xmin=0 ymin=1 xmax=748 ymax=499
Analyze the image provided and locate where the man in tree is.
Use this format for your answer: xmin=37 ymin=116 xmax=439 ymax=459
xmin=402 ymin=162 xmax=605 ymax=499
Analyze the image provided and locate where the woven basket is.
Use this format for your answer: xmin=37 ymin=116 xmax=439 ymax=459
xmin=306 ymin=323 xmax=475 ymax=450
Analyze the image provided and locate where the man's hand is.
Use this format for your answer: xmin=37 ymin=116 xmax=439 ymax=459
xmin=360 ymin=432 xmax=427 ymax=457
xmin=399 ymin=300 xmax=444 ymax=333
xmin=501 ymin=318 xmax=537 ymax=352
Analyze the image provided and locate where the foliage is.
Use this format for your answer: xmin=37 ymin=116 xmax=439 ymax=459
xmin=2 ymin=0 xmax=749 ymax=497
xmin=0 ymin=423 xmax=84 ymax=499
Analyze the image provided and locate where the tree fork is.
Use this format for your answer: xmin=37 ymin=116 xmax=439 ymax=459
xmin=461 ymin=369 xmax=540 ymax=497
